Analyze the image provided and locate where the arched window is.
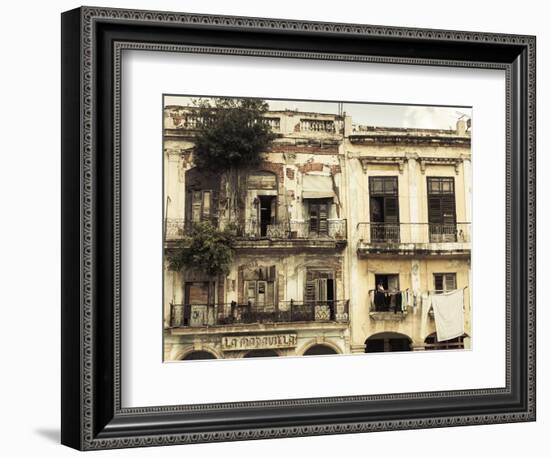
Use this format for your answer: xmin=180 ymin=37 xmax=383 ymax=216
xmin=365 ymin=332 xmax=412 ymax=353
xmin=424 ymin=333 xmax=466 ymax=351
xmin=182 ymin=351 xmax=217 ymax=360
xmin=303 ymin=344 xmax=338 ymax=356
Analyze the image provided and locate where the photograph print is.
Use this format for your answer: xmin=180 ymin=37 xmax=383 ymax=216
xmin=163 ymin=95 xmax=472 ymax=361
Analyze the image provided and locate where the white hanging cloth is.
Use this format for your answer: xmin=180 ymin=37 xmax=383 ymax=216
xmin=431 ymin=289 xmax=465 ymax=342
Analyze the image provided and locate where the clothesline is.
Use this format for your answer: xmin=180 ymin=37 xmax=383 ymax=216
xmin=428 ymin=286 xmax=469 ymax=294
xmin=367 ymin=286 xmax=468 ymax=294
xmin=367 ymin=287 xmax=410 ymax=293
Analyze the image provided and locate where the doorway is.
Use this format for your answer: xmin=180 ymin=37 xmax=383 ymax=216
xmin=258 ymin=195 xmax=276 ymax=237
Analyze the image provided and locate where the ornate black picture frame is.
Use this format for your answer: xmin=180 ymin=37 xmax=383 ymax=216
xmin=61 ymin=6 xmax=536 ymax=450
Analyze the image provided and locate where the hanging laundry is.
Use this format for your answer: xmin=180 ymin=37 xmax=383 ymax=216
xmin=374 ymin=290 xmax=386 ymax=311
xmin=421 ymin=292 xmax=431 ymax=321
xmin=431 ymin=289 xmax=465 ymax=342
xmin=394 ymin=292 xmax=402 ymax=314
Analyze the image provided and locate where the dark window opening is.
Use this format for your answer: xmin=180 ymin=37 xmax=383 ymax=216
xmin=182 ymin=351 xmax=216 ymax=360
xmin=373 ymin=274 xmax=400 ymax=312
xmin=303 ymin=345 xmax=338 ymax=356
xmin=369 ymin=177 xmax=399 ymax=242
xmin=424 ymin=333 xmax=465 ymax=350
xmin=365 ymin=334 xmax=411 ymax=353
xmin=258 ymin=195 xmax=276 ymax=237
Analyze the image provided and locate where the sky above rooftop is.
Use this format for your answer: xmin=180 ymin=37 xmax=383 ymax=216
xmin=164 ymin=95 xmax=472 ymax=130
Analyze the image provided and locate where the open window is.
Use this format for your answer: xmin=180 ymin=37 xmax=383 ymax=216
xmin=369 ymin=176 xmax=399 ymax=242
xmin=248 ymin=171 xmax=278 ymax=237
xmin=241 ymin=265 xmax=277 ymax=311
xmin=373 ymin=274 xmax=400 ymax=312
xmin=305 ymin=270 xmax=335 ymax=304
xmin=258 ymin=195 xmax=277 ymax=237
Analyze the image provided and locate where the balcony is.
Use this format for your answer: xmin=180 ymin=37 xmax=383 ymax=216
xmin=368 ymin=289 xmax=409 ymax=321
xmin=356 ymin=222 xmax=471 ymax=257
xmin=164 ymin=218 xmax=347 ymax=251
xmin=169 ymin=300 xmax=350 ymax=328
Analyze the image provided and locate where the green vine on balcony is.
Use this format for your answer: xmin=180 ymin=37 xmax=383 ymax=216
xmin=166 ymin=221 xmax=235 ymax=277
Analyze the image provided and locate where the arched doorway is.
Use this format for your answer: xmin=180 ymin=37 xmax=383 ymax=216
xmin=243 ymin=349 xmax=279 ymax=358
xmin=424 ymin=333 xmax=466 ymax=351
xmin=303 ymin=344 xmax=338 ymax=356
xmin=365 ymin=332 xmax=412 ymax=353
xmin=182 ymin=351 xmax=217 ymax=360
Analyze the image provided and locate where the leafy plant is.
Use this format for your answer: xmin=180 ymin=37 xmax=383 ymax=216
xmin=166 ymin=221 xmax=235 ymax=277
xmin=191 ymin=97 xmax=276 ymax=172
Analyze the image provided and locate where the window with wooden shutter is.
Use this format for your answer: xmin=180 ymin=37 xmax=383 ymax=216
xmin=184 ymin=282 xmax=210 ymax=305
xmin=427 ymin=177 xmax=457 ymax=242
xmin=191 ymin=191 xmax=202 ymax=222
xmin=305 ymin=270 xmax=316 ymax=304
xmin=243 ymin=277 xmax=276 ymax=310
xmin=308 ymin=200 xmax=330 ymax=235
xmin=434 ymin=273 xmax=457 ymax=293
xmin=369 ymin=177 xmax=399 ymax=242
xmin=189 ymin=190 xmax=214 ymax=223
xmin=201 ymin=191 xmax=211 ymax=220
xmin=305 ymin=270 xmax=335 ymax=304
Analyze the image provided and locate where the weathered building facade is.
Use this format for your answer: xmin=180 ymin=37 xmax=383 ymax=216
xmin=163 ymin=102 xmax=471 ymax=361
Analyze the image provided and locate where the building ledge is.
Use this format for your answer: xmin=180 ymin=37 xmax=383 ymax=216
xmin=357 ymin=242 xmax=470 ymax=258
xmin=233 ymin=238 xmax=347 ymax=251
xmin=369 ymin=311 xmax=409 ymax=321
xmin=168 ymin=320 xmax=350 ymax=336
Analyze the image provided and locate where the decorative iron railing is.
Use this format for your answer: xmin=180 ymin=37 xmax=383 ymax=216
xmin=169 ymin=300 xmax=349 ymax=327
xmin=164 ymin=218 xmax=347 ymax=241
xmin=240 ymin=219 xmax=347 ymax=240
xmin=164 ymin=218 xmax=218 ymax=240
xmin=357 ymin=222 xmax=471 ymax=244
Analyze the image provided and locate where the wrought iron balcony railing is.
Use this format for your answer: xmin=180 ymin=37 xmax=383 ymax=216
xmin=241 ymin=219 xmax=347 ymax=240
xmin=164 ymin=218 xmax=347 ymax=241
xmin=357 ymin=222 xmax=471 ymax=244
xmin=169 ymin=300 xmax=349 ymax=328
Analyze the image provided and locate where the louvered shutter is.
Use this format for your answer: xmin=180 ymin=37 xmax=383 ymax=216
xmin=318 ymin=203 xmax=328 ymax=234
xmin=384 ymin=197 xmax=399 ymax=223
xmin=211 ymin=190 xmax=219 ymax=221
xmin=440 ymin=195 xmax=456 ymax=225
xmin=428 ymin=197 xmax=443 ymax=224
xmin=445 ymin=273 xmax=457 ymax=290
xmin=305 ymin=270 xmax=316 ymax=304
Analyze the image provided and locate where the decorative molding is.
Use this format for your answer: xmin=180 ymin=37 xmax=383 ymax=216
xmin=350 ymin=154 xmax=408 ymax=174
xmin=418 ymin=157 xmax=463 ymax=174
xmin=350 ymin=154 xmax=463 ymax=175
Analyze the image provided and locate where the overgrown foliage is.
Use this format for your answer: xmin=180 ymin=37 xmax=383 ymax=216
xmin=191 ymin=97 xmax=276 ymax=172
xmin=166 ymin=221 xmax=235 ymax=277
